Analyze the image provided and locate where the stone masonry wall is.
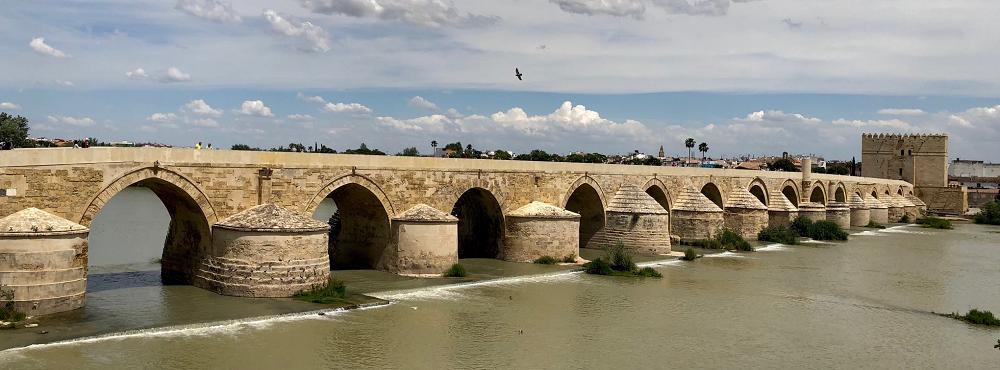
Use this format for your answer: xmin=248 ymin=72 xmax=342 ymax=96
xmin=502 ymin=217 xmax=579 ymax=262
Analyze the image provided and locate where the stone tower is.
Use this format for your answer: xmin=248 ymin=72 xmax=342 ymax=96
xmin=860 ymin=133 xmax=967 ymax=214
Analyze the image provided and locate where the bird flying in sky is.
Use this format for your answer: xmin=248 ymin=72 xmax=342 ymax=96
xmin=515 ymin=68 xmax=523 ymax=81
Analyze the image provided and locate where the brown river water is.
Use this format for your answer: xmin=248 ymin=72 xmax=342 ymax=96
xmin=1 ymin=188 xmax=999 ymax=369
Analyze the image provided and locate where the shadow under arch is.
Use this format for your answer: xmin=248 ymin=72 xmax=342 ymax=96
xmin=451 ymin=187 xmax=504 ymax=259
xmin=309 ymin=174 xmax=394 ymax=269
xmin=700 ymin=182 xmax=724 ymax=209
xmin=747 ymin=178 xmax=769 ymax=206
xmin=781 ymin=180 xmax=800 ymax=207
xmin=81 ymin=166 xmax=216 ymax=285
xmin=809 ymin=183 xmax=828 ymax=204
xmin=564 ymin=178 xmax=606 ymax=250
xmin=643 ymin=178 xmax=672 ymax=213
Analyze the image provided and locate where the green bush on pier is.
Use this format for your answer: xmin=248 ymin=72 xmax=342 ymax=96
xmin=938 ymin=309 xmax=1000 ymax=326
xmin=789 ymin=216 xmax=848 ymax=241
xmin=1 ymin=285 xmax=26 ymax=328
xmin=916 ymin=216 xmax=953 ymax=229
xmin=679 ymin=229 xmax=754 ymax=251
xmin=293 ymin=278 xmax=348 ymax=304
xmin=442 ymin=263 xmax=467 ymax=278
xmin=865 ymin=221 xmax=886 ymax=229
xmin=681 ymin=247 xmax=700 ymax=261
xmin=582 ymin=242 xmax=661 ymax=278
xmin=974 ymin=201 xmax=1000 ymax=225
xmin=900 ymin=214 xmax=911 ymax=223
xmin=757 ymin=225 xmax=800 ymax=245
xmin=532 ymin=256 xmax=558 ymax=265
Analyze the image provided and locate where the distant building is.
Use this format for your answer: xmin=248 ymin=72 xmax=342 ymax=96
xmin=861 ymin=133 xmax=967 ymax=214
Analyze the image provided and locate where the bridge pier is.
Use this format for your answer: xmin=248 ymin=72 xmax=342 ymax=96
xmin=906 ymin=194 xmax=928 ymax=215
xmin=868 ymin=197 xmax=890 ymax=224
xmin=849 ymin=193 xmax=871 ymax=227
xmin=671 ymin=186 xmax=724 ymax=241
xmin=798 ymin=202 xmax=827 ymax=223
xmin=0 ymin=208 xmax=88 ymax=316
xmin=587 ymin=185 xmax=671 ymax=254
xmin=767 ymin=189 xmax=799 ymax=228
xmin=193 ymin=204 xmax=331 ymax=298
xmin=723 ymin=187 xmax=769 ymax=240
xmin=885 ymin=197 xmax=906 ymax=223
xmin=826 ymin=201 xmax=851 ymax=229
xmin=502 ymin=202 xmax=580 ymax=262
xmin=386 ymin=204 xmax=458 ymax=275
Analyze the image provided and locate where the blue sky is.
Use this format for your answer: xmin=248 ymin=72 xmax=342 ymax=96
xmin=4 ymin=0 xmax=1000 ymax=160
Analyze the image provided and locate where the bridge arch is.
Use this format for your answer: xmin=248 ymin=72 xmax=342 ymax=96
xmin=451 ymin=187 xmax=504 ymax=259
xmin=809 ymin=182 xmax=828 ymax=205
xmin=81 ymin=166 xmax=216 ymax=284
xmin=643 ymin=178 xmax=673 ymax=212
xmin=700 ymin=182 xmax=724 ymax=209
xmin=564 ymin=176 xmax=607 ymax=250
xmin=780 ymin=179 xmax=800 ymax=207
xmin=309 ymin=174 xmax=394 ymax=269
xmin=832 ymin=182 xmax=847 ymax=203
xmin=747 ymin=178 xmax=769 ymax=207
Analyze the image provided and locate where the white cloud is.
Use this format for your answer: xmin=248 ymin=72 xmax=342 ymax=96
xmin=29 ymin=37 xmax=69 ymax=58
xmin=238 ymin=100 xmax=274 ymax=117
xmin=47 ymin=115 xmax=95 ymax=127
xmin=650 ymin=0 xmax=749 ymax=16
xmin=191 ymin=118 xmax=220 ymax=128
xmin=125 ymin=68 xmax=149 ymax=80
xmin=263 ymin=10 xmax=331 ymax=53
xmin=324 ymin=102 xmax=372 ymax=114
xmin=0 ymin=102 xmax=21 ymax=110
xmin=184 ymin=99 xmax=223 ymax=117
xmin=877 ymin=108 xmax=926 ymax=116
xmin=161 ymin=67 xmax=191 ymax=83
xmin=946 ymin=104 xmax=1000 ymax=128
xmin=175 ymin=0 xmax=242 ymax=23
xmin=298 ymin=0 xmax=499 ymax=27
xmin=287 ymin=114 xmax=315 ymax=121
xmin=146 ymin=112 xmax=179 ymax=122
xmin=738 ymin=110 xmax=822 ymax=125
xmin=297 ymin=92 xmax=327 ymax=104
xmin=550 ymin=0 xmax=646 ymax=18
xmin=408 ymin=96 xmax=439 ymax=110
xmin=832 ymin=118 xmax=911 ymax=129
xmin=54 ymin=80 xmax=75 ymax=87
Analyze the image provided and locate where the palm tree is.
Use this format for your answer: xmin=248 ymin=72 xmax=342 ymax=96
xmin=431 ymin=140 xmax=437 ymax=156
xmin=685 ymin=138 xmax=695 ymax=167
xmin=698 ymin=142 xmax=709 ymax=163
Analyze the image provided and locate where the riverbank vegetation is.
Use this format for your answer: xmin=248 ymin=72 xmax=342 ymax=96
xmin=757 ymin=225 xmax=800 ymax=245
xmin=679 ymin=229 xmax=755 ymax=251
xmin=293 ymin=278 xmax=348 ymax=304
xmin=533 ymin=256 xmax=557 ymax=265
xmin=680 ymin=247 xmax=701 ymax=261
xmin=916 ymin=216 xmax=953 ymax=229
xmin=443 ymin=263 xmax=467 ymax=277
xmin=1 ymin=285 xmax=26 ymax=329
xmin=900 ymin=214 xmax=911 ymax=223
xmin=937 ymin=309 xmax=1000 ymax=326
xmin=583 ymin=242 xmax=662 ymax=278
xmin=975 ymin=201 xmax=1000 ymax=225
xmin=790 ymin=216 xmax=848 ymax=241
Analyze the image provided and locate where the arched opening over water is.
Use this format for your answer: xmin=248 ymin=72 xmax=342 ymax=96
xmin=835 ymin=186 xmax=847 ymax=203
xmin=86 ymin=175 xmax=212 ymax=286
xmin=809 ymin=185 xmax=827 ymax=205
xmin=565 ymin=182 xmax=605 ymax=250
xmin=451 ymin=188 xmax=504 ymax=258
xmin=701 ymin=183 xmax=724 ymax=209
xmin=314 ymin=183 xmax=391 ymax=269
xmin=782 ymin=184 xmax=800 ymax=207
xmin=749 ymin=182 xmax=768 ymax=206
xmin=645 ymin=185 xmax=671 ymax=213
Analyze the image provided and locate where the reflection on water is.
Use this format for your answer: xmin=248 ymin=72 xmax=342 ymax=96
xmin=2 ymin=218 xmax=998 ymax=369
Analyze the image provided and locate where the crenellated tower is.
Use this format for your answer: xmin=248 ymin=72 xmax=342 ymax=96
xmin=861 ymin=133 xmax=966 ymax=214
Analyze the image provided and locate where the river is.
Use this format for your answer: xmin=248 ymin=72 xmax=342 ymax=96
xmin=1 ymin=188 xmax=999 ymax=369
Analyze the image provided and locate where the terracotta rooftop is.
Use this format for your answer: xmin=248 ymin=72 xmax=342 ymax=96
xmin=214 ymin=204 xmax=329 ymax=232
xmin=393 ymin=204 xmax=458 ymax=222
xmin=725 ymin=187 xmax=768 ymax=210
xmin=605 ymin=185 xmax=669 ymax=214
xmin=672 ymin=186 xmax=723 ymax=212
xmin=507 ymin=201 xmax=580 ymax=219
xmin=0 ymin=208 xmax=89 ymax=236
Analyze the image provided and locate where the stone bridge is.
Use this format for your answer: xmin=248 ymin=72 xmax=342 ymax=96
xmin=0 ymin=148 xmax=919 ymax=315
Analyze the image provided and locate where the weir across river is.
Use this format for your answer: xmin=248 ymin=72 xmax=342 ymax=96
xmin=0 ymin=148 xmax=920 ymax=315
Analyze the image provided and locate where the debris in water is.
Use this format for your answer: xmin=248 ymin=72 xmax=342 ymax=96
xmin=38 ymin=330 xmax=48 ymax=334
xmin=317 ymin=312 xmax=326 ymax=316
xmin=24 ymin=323 xmax=38 ymax=328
